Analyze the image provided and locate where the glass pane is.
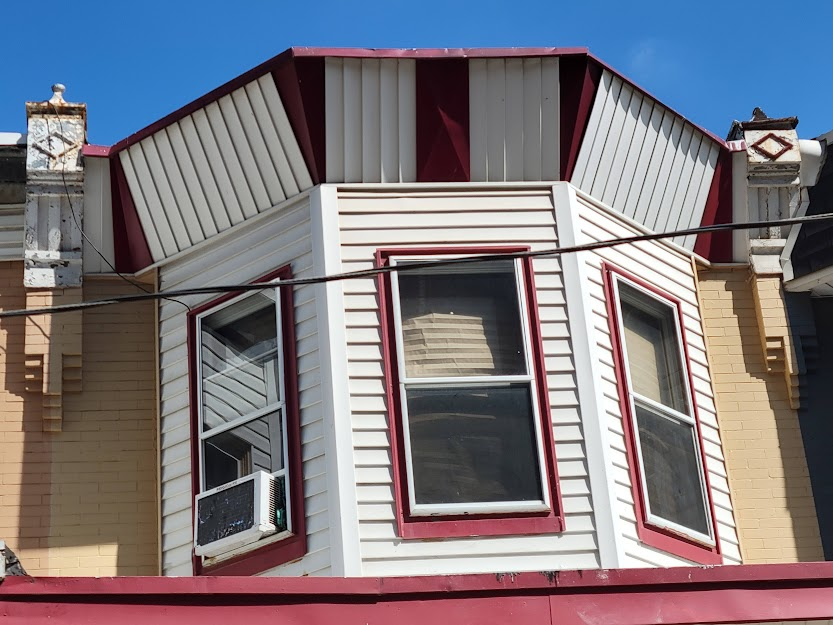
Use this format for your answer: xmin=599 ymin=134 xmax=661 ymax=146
xmin=203 ymin=412 xmax=284 ymax=491
xmin=397 ymin=259 xmax=527 ymax=378
xmin=619 ymin=282 xmax=687 ymax=413
xmin=635 ymin=403 xmax=709 ymax=536
xmin=201 ymin=291 xmax=280 ymax=430
xmin=406 ymin=385 xmax=543 ymax=505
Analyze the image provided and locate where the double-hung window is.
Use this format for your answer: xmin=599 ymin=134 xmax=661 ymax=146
xmin=608 ymin=268 xmax=718 ymax=559
xmin=381 ymin=250 xmax=562 ymax=538
xmin=188 ymin=266 xmax=305 ymax=575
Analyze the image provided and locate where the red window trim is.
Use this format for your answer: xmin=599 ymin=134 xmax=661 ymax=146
xmin=376 ymin=246 xmax=564 ymax=539
xmin=186 ymin=264 xmax=307 ymax=576
xmin=601 ymin=262 xmax=722 ymax=565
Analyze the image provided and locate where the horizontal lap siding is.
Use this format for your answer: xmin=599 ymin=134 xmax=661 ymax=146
xmin=576 ymin=196 xmax=741 ymax=566
xmin=120 ymin=76 xmax=312 ymax=263
xmin=0 ymin=203 xmax=23 ymax=260
xmin=571 ymin=70 xmax=719 ymax=249
xmin=158 ymin=196 xmax=331 ymax=576
xmin=338 ymin=188 xmax=599 ymax=576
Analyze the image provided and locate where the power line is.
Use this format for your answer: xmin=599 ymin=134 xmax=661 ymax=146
xmin=2 ymin=210 xmax=830 ymax=319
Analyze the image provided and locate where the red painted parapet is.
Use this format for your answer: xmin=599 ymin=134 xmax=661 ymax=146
xmin=3 ymin=563 xmax=833 ymax=625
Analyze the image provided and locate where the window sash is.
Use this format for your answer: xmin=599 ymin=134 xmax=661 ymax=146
xmin=612 ymin=275 xmax=714 ymax=545
xmin=194 ymin=287 xmax=292 ymax=533
xmin=390 ymin=256 xmax=551 ymax=516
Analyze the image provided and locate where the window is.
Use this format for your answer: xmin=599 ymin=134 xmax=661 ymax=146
xmin=379 ymin=248 xmax=562 ymax=539
xmin=188 ymin=265 xmax=305 ymax=575
xmin=606 ymin=265 xmax=720 ymax=563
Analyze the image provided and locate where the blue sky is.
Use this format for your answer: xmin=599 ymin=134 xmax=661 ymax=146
xmin=2 ymin=0 xmax=831 ymax=145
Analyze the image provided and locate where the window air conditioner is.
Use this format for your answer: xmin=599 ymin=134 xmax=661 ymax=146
xmin=194 ymin=471 xmax=280 ymax=558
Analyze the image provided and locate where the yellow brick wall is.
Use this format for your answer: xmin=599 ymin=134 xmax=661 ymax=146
xmin=698 ymin=266 xmax=823 ymax=563
xmin=0 ymin=262 xmax=159 ymax=575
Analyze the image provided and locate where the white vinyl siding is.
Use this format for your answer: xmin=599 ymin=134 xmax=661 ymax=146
xmin=469 ymin=57 xmax=560 ymax=182
xmin=0 ymin=202 xmax=24 ymax=260
xmin=158 ymin=194 xmax=331 ymax=576
xmin=574 ymin=191 xmax=742 ymax=567
xmin=120 ymin=75 xmax=312 ymax=263
xmin=82 ymin=156 xmax=116 ymax=273
xmin=571 ymin=70 xmax=720 ymax=250
xmin=325 ymin=58 xmax=417 ymax=183
xmin=337 ymin=186 xmax=599 ymax=576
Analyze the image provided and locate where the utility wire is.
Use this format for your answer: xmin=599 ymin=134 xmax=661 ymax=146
xmin=2 ymin=210 xmax=831 ymax=319
xmin=47 ymin=103 xmax=191 ymax=312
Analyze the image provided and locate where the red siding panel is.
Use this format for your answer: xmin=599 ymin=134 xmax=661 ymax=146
xmin=110 ymin=157 xmax=153 ymax=272
xmin=694 ymin=147 xmax=733 ymax=261
xmin=415 ymin=59 xmax=470 ymax=183
xmin=559 ymin=55 xmax=603 ymax=181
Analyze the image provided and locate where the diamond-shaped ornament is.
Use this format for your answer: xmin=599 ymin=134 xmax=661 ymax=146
xmin=750 ymin=132 xmax=793 ymax=161
xmin=32 ymin=130 xmax=80 ymax=161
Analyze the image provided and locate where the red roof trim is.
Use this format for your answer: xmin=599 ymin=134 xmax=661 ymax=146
xmin=103 ymin=46 xmax=725 ymax=163
xmin=81 ymin=144 xmax=111 ymax=157
xmin=291 ymin=46 xmax=590 ymax=58
xmin=4 ymin=562 xmax=833 ymax=596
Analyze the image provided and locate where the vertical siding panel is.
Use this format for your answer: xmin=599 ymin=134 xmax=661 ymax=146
xmin=125 ymin=145 xmax=179 ymax=257
xmin=632 ymin=108 xmax=673 ymax=227
xmin=522 ymin=58 xmax=543 ymax=181
xmin=666 ymin=131 xmax=704 ymax=237
xmin=82 ymin=158 xmax=104 ymax=273
xmin=504 ymin=58 xmax=525 ymax=182
xmin=614 ymin=96 xmax=653 ymax=216
xmin=362 ymin=60 xmax=382 ymax=183
xmin=617 ymin=97 xmax=663 ymax=219
xmin=485 ymin=58 xmax=506 ymax=181
xmin=154 ymin=129 xmax=206 ymax=245
xmin=590 ymin=83 xmax=633 ymax=201
xmin=218 ymin=93 xmax=271 ymax=210
xmin=231 ymin=87 xmax=285 ymax=206
xmin=643 ymin=117 xmax=684 ymax=232
xmin=204 ymin=101 xmax=258 ymax=220
xmin=343 ymin=58 xmax=363 ymax=183
xmin=325 ymin=58 xmax=345 ymax=183
xmin=191 ymin=108 xmax=245 ymax=226
xmin=167 ymin=120 xmax=222 ymax=237
xmin=257 ymin=76 xmax=309 ymax=193
xmin=655 ymin=123 xmax=694 ymax=235
xmin=380 ymin=60 xmax=400 ymax=184
xmin=118 ymin=150 xmax=165 ymax=261
xmin=141 ymin=137 xmax=192 ymax=250
xmin=244 ymin=80 xmax=289 ymax=202
xmin=583 ymin=75 xmax=623 ymax=196
xmin=681 ymin=143 xmax=719 ymax=249
xmin=600 ymin=88 xmax=642 ymax=207
xmin=671 ymin=134 xmax=709 ymax=242
xmin=468 ymin=59 xmax=488 ymax=182
xmin=540 ymin=57 xmax=560 ymax=181
xmin=397 ymin=60 xmax=417 ymax=182
xmin=570 ymin=70 xmax=613 ymax=189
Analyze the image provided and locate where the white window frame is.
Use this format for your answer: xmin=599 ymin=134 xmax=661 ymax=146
xmin=611 ymin=274 xmax=714 ymax=546
xmin=389 ymin=255 xmax=551 ymax=517
xmin=195 ymin=286 xmax=293 ymax=538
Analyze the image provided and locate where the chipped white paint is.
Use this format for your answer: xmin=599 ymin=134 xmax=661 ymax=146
xmin=469 ymin=57 xmax=560 ymax=182
xmin=24 ymin=84 xmax=86 ymax=287
xmin=120 ymin=76 xmax=312 ymax=263
xmin=572 ymin=70 xmax=719 ymax=249
xmin=325 ymin=58 xmax=416 ymax=183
